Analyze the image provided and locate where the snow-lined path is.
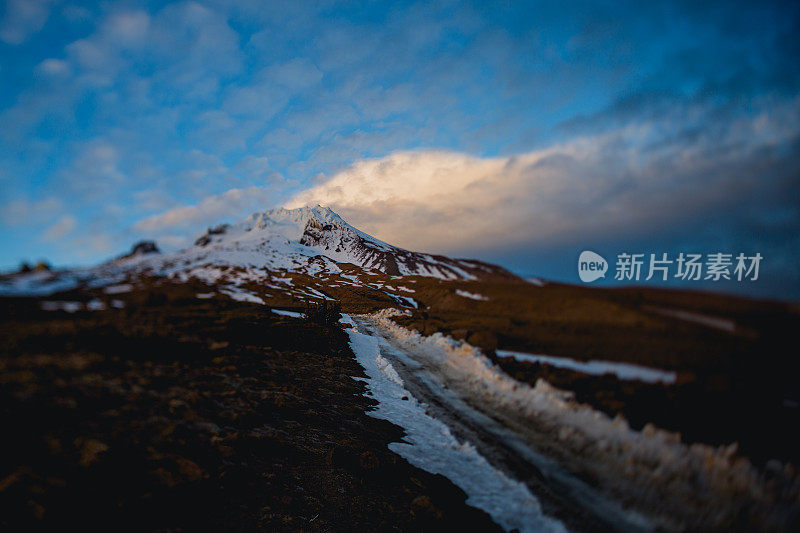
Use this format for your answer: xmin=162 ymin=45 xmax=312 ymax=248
xmin=348 ymin=311 xmax=797 ymax=532
xmin=347 ymin=314 xmax=646 ymax=532
xmin=346 ymin=315 xmax=566 ymax=532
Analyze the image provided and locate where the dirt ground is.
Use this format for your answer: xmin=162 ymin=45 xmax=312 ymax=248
xmin=0 ymin=283 xmax=500 ymax=531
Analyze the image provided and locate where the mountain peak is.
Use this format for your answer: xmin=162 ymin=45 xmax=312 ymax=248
xmin=117 ymin=240 xmax=160 ymax=260
xmin=244 ymin=205 xmax=347 ymax=237
xmin=182 ymin=205 xmax=515 ymax=281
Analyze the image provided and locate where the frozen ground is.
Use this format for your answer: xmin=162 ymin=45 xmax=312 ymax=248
xmin=354 ymin=309 xmax=800 ymax=531
xmin=345 ymin=314 xmax=565 ymax=532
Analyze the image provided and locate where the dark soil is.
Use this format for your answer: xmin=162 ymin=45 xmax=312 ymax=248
xmin=0 ymin=284 xmax=500 ymax=531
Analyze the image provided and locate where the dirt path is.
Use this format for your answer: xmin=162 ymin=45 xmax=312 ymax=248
xmin=353 ymin=316 xmax=647 ymax=532
xmin=354 ymin=313 xmax=800 ymax=531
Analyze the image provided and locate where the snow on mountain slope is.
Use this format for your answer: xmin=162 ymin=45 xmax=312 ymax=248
xmin=191 ymin=205 xmax=513 ymax=281
xmin=0 ymin=206 xmax=516 ymax=301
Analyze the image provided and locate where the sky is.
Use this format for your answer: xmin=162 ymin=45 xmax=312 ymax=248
xmin=1 ymin=0 xmax=799 ymax=299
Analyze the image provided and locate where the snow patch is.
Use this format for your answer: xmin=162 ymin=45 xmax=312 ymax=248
xmin=87 ymin=298 xmax=106 ymax=311
xmin=339 ymin=314 xmax=356 ymax=327
xmin=0 ymin=271 xmax=79 ymax=296
xmin=345 ymin=317 xmax=565 ymax=533
xmin=383 ymin=291 xmax=419 ymax=308
xmin=220 ymin=286 xmax=264 ymax=304
xmin=103 ymin=283 xmax=133 ymax=294
xmin=496 ymin=350 xmax=677 ymax=385
xmin=272 ymin=309 xmax=304 ymax=318
xmin=455 ymin=289 xmax=489 ymax=301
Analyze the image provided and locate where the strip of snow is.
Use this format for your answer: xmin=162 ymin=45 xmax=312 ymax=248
xmin=271 ymin=309 xmax=303 ymax=318
xmin=111 ymin=299 xmax=125 ymax=309
xmin=303 ymin=286 xmax=335 ymax=300
xmin=496 ymin=350 xmax=677 ymax=385
xmin=455 ymin=289 xmax=489 ymax=301
xmin=87 ymin=298 xmax=106 ymax=311
xmin=366 ymin=310 xmax=797 ymax=530
xmin=345 ymin=316 xmax=565 ymax=533
xmin=196 ymin=292 xmax=215 ymax=299
xmin=103 ymin=283 xmax=133 ymax=294
xmin=220 ymin=287 xmax=264 ymax=304
xmin=645 ymin=306 xmax=736 ymax=333
xmin=339 ymin=274 xmax=361 ymax=284
xmin=0 ymin=272 xmax=79 ymax=296
xmin=375 ymin=354 xmax=404 ymax=386
xmin=383 ymin=291 xmax=419 ymax=308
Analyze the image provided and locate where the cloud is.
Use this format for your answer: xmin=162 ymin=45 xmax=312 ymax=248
xmin=35 ymin=58 xmax=71 ymax=77
xmin=57 ymin=141 xmax=126 ymax=200
xmin=0 ymin=0 xmax=55 ymax=45
xmin=0 ymin=197 xmax=62 ymax=226
xmin=132 ymin=185 xmax=277 ymax=235
xmin=41 ymin=214 xmax=77 ymax=242
xmin=103 ymin=10 xmax=150 ymax=47
xmin=67 ymin=231 xmax=115 ymax=258
xmin=233 ymin=155 xmax=279 ymax=182
xmin=266 ymin=57 xmax=323 ymax=89
xmin=288 ymin=98 xmax=800 ymax=255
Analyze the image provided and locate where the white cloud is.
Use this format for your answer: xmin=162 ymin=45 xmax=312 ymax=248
xmin=35 ymin=58 xmax=70 ymax=77
xmin=68 ymin=231 xmax=115 ymax=258
xmin=233 ymin=155 xmax=278 ymax=182
xmin=0 ymin=197 xmax=62 ymax=226
xmin=132 ymin=186 xmax=277 ymax=234
xmin=102 ymin=10 xmax=150 ymax=48
xmin=266 ymin=57 xmax=323 ymax=89
xmin=0 ymin=0 xmax=55 ymax=45
xmin=41 ymin=214 xmax=77 ymax=241
xmin=58 ymin=141 xmax=126 ymax=199
xmin=287 ymin=103 xmax=800 ymax=254
xmin=258 ymin=128 xmax=304 ymax=151
xmin=50 ymin=3 xmax=241 ymax=95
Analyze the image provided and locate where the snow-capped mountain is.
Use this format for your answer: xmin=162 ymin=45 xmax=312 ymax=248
xmin=0 ymin=206 xmax=517 ymax=302
xmin=190 ymin=205 xmax=511 ymax=281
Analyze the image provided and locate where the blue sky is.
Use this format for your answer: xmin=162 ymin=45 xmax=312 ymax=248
xmin=1 ymin=0 xmax=799 ymax=298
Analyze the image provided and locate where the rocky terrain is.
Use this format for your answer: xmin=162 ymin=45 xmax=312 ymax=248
xmin=0 ymin=280 xmax=499 ymax=530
